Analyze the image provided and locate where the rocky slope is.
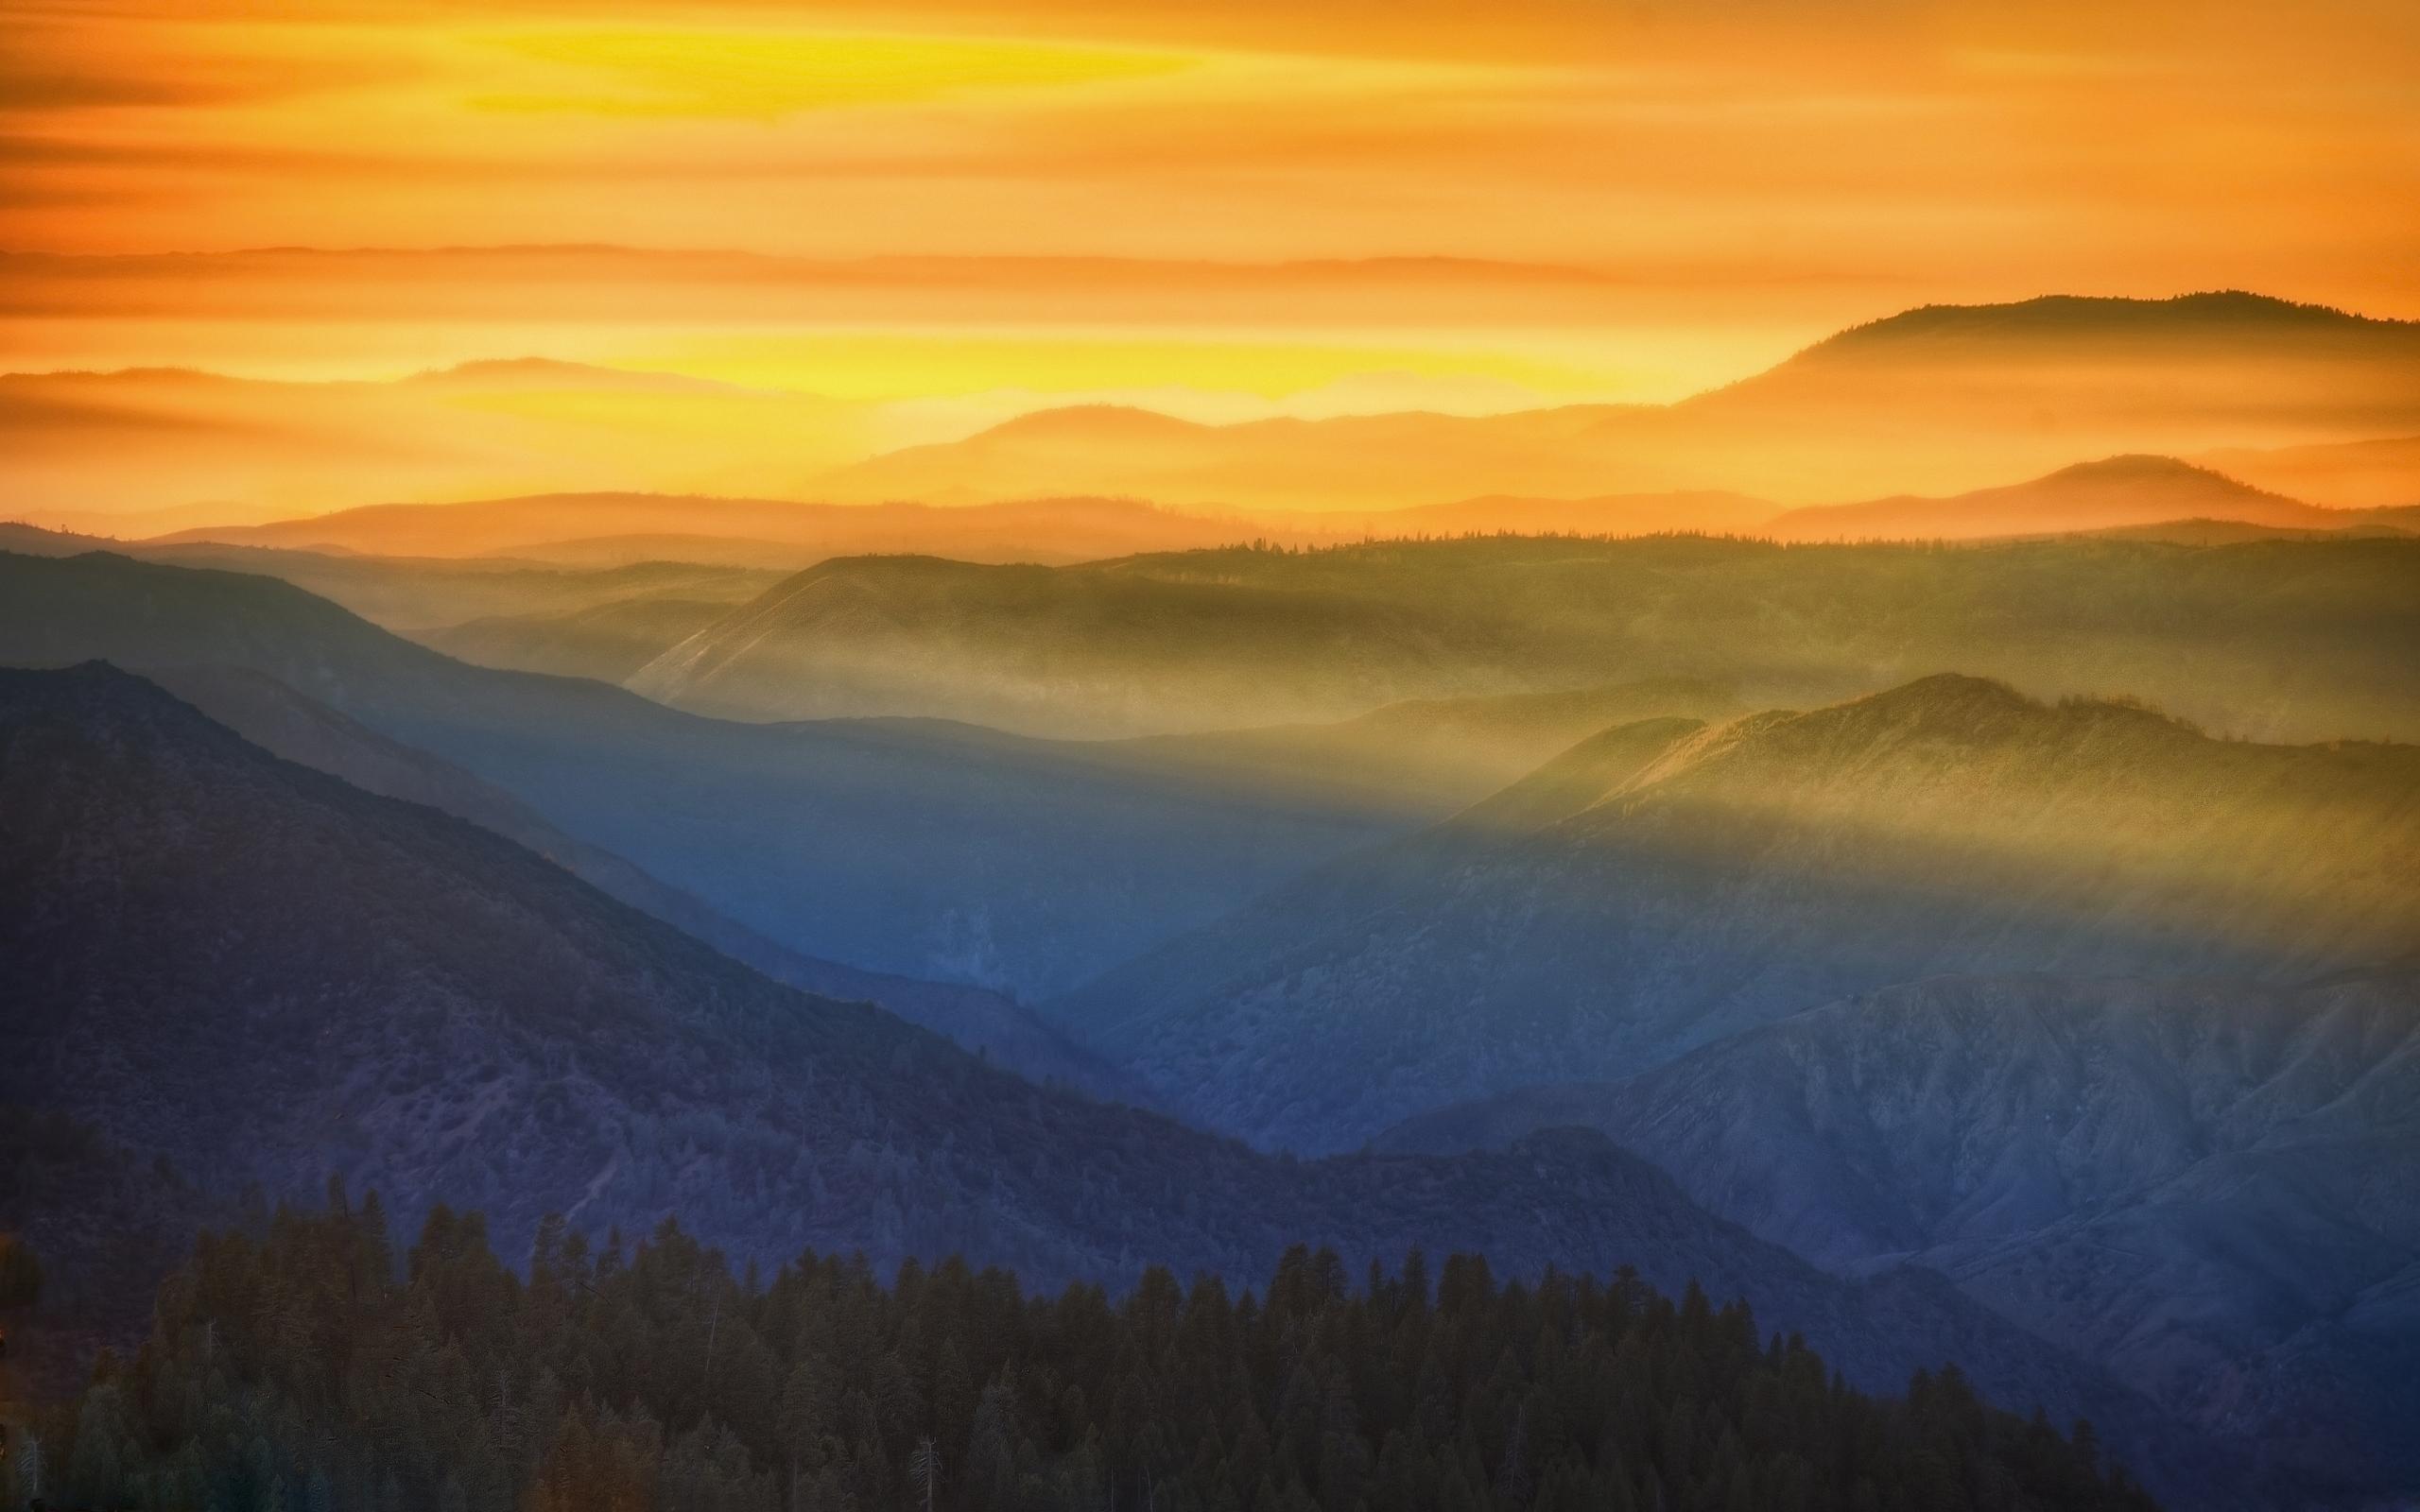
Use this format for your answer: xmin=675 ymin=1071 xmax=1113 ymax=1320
xmin=1380 ymin=971 xmax=2420 ymax=1501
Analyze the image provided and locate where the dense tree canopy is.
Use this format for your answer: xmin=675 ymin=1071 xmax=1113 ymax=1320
xmin=0 ymin=1234 xmax=41 ymax=1312
xmin=12 ymin=1192 xmax=2154 ymax=1512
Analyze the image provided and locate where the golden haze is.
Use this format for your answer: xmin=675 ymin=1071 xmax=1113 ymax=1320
xmin=3 ymin=0 xmax=2417 ymax=527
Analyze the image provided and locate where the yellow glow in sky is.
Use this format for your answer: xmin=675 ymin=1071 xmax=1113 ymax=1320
xmin=475 ymin=27 xmax=1198 ymax=117
xmin=3 ymin=0 xmax=2416 ymax=519
xmin=618 ymin=328 xmax=1616 ymax=402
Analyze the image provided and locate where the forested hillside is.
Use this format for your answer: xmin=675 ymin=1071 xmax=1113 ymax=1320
xmin=9 ymin=1202 xmax=2157 ymax=1512
xmin=1379 ymin=971 xmax=2420 ymax=1499
xmin=628 ymin=534 xmax=2420 ymax=741
xmin=0 ymin=661 xmax=2206 ymax=1486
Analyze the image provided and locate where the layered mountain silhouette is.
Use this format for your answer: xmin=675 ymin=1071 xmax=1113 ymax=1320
xmin=1380 ymin=971 xmax=2420 ymax=1500
xmin=139 ymin=663 xmax=1131 ymax=1099
xmin=1051 ymin=676 xmax=2420 ymax=1154
xmin=148 ymin=491 xmax=1295 ymax=566
xmin=17 ymin=292 xmax=2420 ymax=530
xmin=621 ymin=549 xmax=1485 ymax=734
xmin=112 ymin=455 xmax=2410 ymax=581
xmin=0 ymin=523 xmax=786 ymax=636
xmin=121 ymin=483 xmax=1787 ymax=566
xmin=624 ymin=532 xmax=2420 ymax=741
xmin=0 ymin=661 xmax=2225 ymax=1500
xmin=816 ymin=294 xmax=2420 ymax=509
xmin=0 ymin=548 xmax=1452 ymax=994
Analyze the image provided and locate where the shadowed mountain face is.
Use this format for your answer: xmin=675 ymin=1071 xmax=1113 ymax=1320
xmin=133 ymin=544 xmax=786 ymax=633
xmin=6 ymin=548 xmax=1608 ymax=995
xmin=0 ymin=662 xmax=2227 ymax=1500
xmin=1051 ymin=678 xmax=2420 ymax=1154
xmin=625 ymin=532 xmax=2420 ymax=743
xmin=1378 ymin=971 xmax=2420 ymax=1502
xmin=13 ymin=293 xmax=2420 ymax=529
xmin=140 ymin=664 xmax=1133 ymax=1100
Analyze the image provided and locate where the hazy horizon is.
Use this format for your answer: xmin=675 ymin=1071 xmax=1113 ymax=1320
xmin=4 ymin=5 xmax=2416 ymax=1509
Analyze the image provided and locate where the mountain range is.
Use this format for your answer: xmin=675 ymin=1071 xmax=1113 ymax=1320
xmin=0 ymin=661 xmax=2222 ymax=1501
xmin=1379 ymin=971 xmax=2420 ymax=1500
xmin=13 ymin=294 xmax=2420 ymax=537
xmin=147 ymin=491 xmax=1298 ymax=567
xmin=621 ymin=531 xmax=2420 ymax=741
xmin=1052 ymin=675 xmax=2420 ymax=1153
xmin=0 ymin=546 xmax=1486 ymax=995
xmin=1760 ymin=455 xmax=2362 ymax=541
xmin=0 ymin=522 xmax=786 ymax=635
xmin=106 ymin=454 xmax=2411 ymax=578
xmin=8 ymin=290 xmax=2419 ymax=1508
xmin=815 ymin=294 xmax=2420 ymax=510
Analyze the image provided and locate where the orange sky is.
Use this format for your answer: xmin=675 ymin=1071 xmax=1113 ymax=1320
xmin=4 ymin=0 xmax=2417 ymax=511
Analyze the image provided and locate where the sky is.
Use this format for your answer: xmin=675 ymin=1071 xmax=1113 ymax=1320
xmin=4 ymin=0 xmax=2417 ymax=511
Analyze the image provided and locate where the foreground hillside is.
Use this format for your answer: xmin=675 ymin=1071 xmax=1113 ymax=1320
xmin=1383 ymin=971 xmax=2420 ymax=1501
xmin=1057 ymin=677 xmax=2420 ymax=1153
xmin=628 ymin=533 xmax=2420 ymax=741
xmin=10 ymin=1205 xmax=2157 ymax=1512
xmin=0 ymin=662 xmax=2202 ymax=1486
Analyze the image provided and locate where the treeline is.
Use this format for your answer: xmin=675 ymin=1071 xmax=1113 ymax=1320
xmin=15 ymin=1189 xmax=2154 ymax=1512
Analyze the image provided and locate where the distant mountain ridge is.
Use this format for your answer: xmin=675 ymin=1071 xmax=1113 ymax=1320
xmin=617 ymin=529 xmax=2420 ymax=741
xmin=147 ymin=491 xmax=1287 ymax=565
xmin=1763 ymin=455 xmax=2355 ymax=541
xmin=815 ymin=292 xmax=2420 ymax=509
xmin=16 ymin=289 xmax=2420 ymax=524
xmin=116 ymin=452 xmax=2406 ymax=574
xmin=1795 ymin=291 xmax=2408 ymax=356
